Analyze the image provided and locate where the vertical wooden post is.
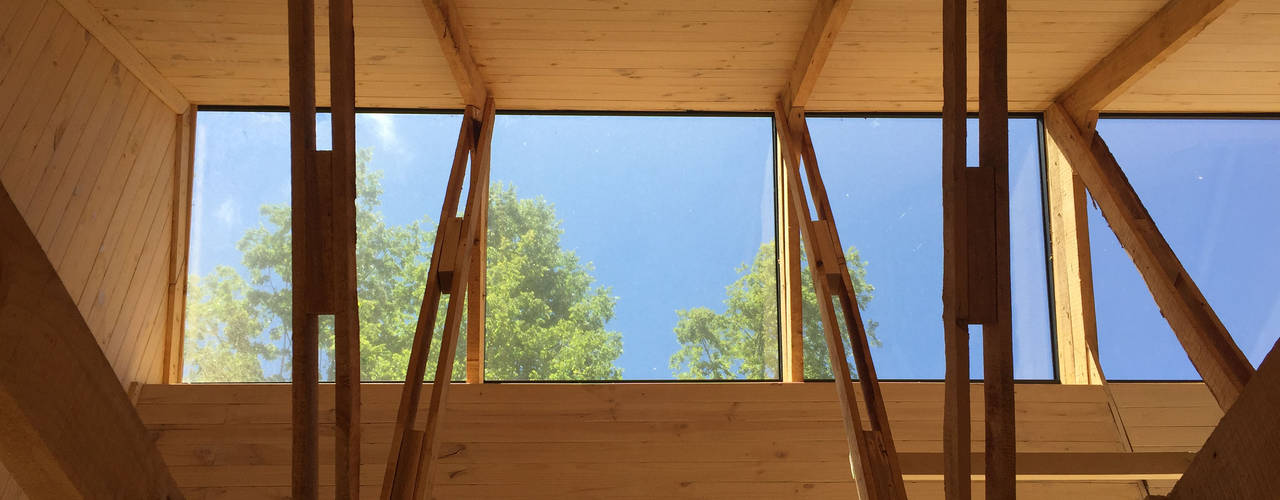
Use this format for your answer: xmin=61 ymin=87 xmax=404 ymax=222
xmin=329 ymin=0 xmax=360 ymax=495
xmin=777 ymin=122 xmax=804 ymax=382
xmin=163 ymin=109 xmax=196 ymax=384
xmin=940 ymin=0 xmax=970 ymax=497
xmin=466 ymin=176 xmax=487 ymax=384
xmin=287 ymin=0 xmax=319 ymax=497
xmin=979 ymin=0 xmax=1015 ymax=498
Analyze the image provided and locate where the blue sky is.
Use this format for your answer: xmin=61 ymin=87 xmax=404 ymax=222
xmin=1090 ymin=118 xmax=1280 ymax=379
xmin=190 ymin=111 xmax=1276 ymax=381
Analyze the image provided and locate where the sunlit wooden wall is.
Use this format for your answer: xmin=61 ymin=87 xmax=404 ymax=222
xmin=0 ymin=0 xmax=183 ymax=496
xmin=134 ymin=382 xmax=1220 ymax=499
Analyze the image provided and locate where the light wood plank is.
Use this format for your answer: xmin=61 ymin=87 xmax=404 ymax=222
xmin=0 ymin=180 xmax=183 ymax=499
xmin=51 ymin=0 xmax=189 ymax=113
xmin=421 ymin=0 xmax=488 ymax=106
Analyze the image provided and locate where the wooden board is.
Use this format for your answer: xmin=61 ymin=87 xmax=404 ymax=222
xmin=0 ymin=0 xmax=177 ymax=389
xmin=0 ymin=178 xmax=182 ymax=500
xmin=73 ymin=0 xmax=1279 ymax=112
xmin=132 ymin=382 xmax=1223 ymax=499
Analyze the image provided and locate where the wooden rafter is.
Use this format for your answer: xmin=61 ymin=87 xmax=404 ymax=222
xmin=776 ymin=102 xmax=907 ymax=500
xmin=52 ymin=0 xmax=189 ymax=113
xmin=940 ymin=0 xmax=970 ymax=497
xmin=1158 ymin=339 xmax=1280 ymax=499
xmin=0 ymin=184 xmax=184 ymax=499
xmin=784 ymin=0 xmax=854 ymax=107
xmin=1042 ymin=104 xmax=1253 ymax=411
xmin=1057 ymin=0 xmax=1240 ymax=123
xmin=422 ymin=0 xmax=489 ymax=108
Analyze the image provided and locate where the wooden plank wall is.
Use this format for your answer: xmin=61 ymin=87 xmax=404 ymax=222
xmin=0 ymin=0 xmax=178 ymax=387
xmin=134 ymin=382 xmax=1220 ymax=499
xmin=0 ymin=4 xmax=182 ymax=497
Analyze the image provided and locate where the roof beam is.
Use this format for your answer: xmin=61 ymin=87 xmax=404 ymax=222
xmin=900 ymin=451 xmax=1195 ymax=482
xmin=0 ymin=185 xmax=184 ymax=499
xmin=784 ymin=0 xmax=853 ymax=107
xmin=421 ymin=0 xmax=489 ymax=108
xmin=1158 ymin=340 xmax=1280 ymax=499
xmin=1057 ymin=0 xmax=1240 ymax=121
xmin=53 ymin=0 xmax=190 ymax=114
xmin=1043 ymin=103 xmax=1253 ymax=411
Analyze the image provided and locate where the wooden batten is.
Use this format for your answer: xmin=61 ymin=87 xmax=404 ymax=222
xmin=776 ymin=126 xmax=804 ymax=383
xmin=0 ymin=184 xmax=184 ymax=499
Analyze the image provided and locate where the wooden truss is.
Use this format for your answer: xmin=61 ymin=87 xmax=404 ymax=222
xmin=379 ymin=99 xmax=495 ymax=500
xmin=775 ymin=104 xmax=908 ymax=500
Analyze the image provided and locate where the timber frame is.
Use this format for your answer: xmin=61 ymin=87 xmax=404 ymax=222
xmin=2 ymin=0 xmax=1279 ymax=498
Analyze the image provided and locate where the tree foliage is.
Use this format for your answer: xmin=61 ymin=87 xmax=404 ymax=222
xmin=669 ymin=243 xmax=878 ymax=380
xmin=184 ymin=150 xmax=622 ymax=382
xmin=183 ymin=150 xmax=877 ymax=383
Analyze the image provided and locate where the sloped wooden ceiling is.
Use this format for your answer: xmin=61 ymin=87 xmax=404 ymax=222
xmin=89 ymin=0 xmax=1279 ymax=112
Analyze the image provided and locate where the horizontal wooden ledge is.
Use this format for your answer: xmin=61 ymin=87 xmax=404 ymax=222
xmin=898 ymin=451 xmax=1195 ymax=481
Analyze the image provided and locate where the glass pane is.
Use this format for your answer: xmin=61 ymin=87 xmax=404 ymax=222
xmin=804 ymin=117 xmax=1054 ymax=380
xmin=485 ymin=114 xmax=778 ymax=380
xmin=183 ymin=111 xmax=465 ymax=382
xmin=1090 ymin=118 xmax=1280 ymax=380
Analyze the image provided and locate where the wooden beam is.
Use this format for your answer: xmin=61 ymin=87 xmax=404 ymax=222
xmin=1160 ymin=339 xmax=1280 ymax=499
xmin=287 ymin=0 xmax=319 ymax=496
xmin=784 ymin=0 xmax=854 ymax=107
xmin=777 ymin=124 xmax=803 ymax=383
xmin=940 ymin=0 xmax=970 ymax=497
xmin=328 ymin=0 xmax=360 ymax=495
xmin=0 ymin=184 xmax=184 ymax=499
xmin=979 ymin=0 xmax=1015 ymax=498
xmin=51 ymin=0 xmax=190 ymax=114
xmin=163 ymin=109 xmax=196 ymax=384
xmin=1042 ymin=103 xmax=1253 ymax=411
xmin=899 ymin=452 xmax=1194 ymax=482
xmin=1057 ymin=0 xmax=1240 ymax=122
xmin=421 ymin=0 xmax=488 ymax=108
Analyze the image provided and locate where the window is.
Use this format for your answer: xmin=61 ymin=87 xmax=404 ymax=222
xmin=1090 ymin=117 xmax=1280 ymax=380
xmin=805 ymin=116 xmax=1054 ymax=380
xmin=183 ymin=110 xmax=464 ymax=382
xmin=484 ymin=114 xmax=778 ymax=380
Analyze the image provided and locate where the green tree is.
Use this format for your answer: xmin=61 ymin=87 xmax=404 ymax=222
xmin=669 ymin=243 xmax=878 ymax=380
xmin=183 ymin=150 xmax=622 ymax=382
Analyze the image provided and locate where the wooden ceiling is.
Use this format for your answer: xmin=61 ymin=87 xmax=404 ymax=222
xmin=89 ymin=0 xmax=1279 ymax=112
